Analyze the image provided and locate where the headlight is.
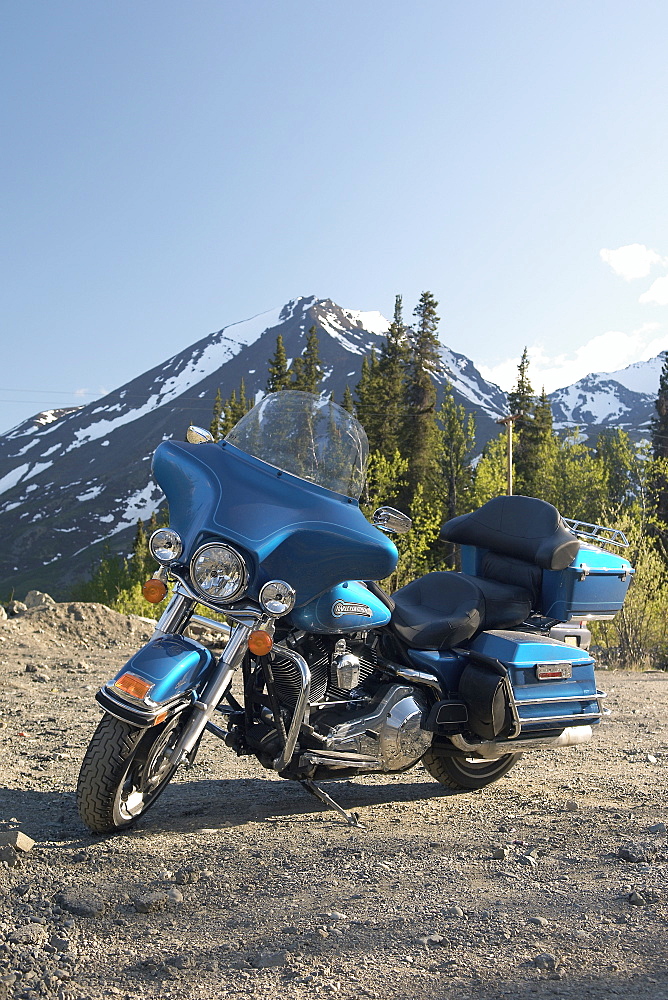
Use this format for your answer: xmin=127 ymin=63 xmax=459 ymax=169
xmin=149 ymin=528 xmax=183 ymax=564
xmin=190 ymin=543 xmax=247 ymax=602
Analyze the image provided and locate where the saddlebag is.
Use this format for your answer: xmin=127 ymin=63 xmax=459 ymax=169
xmin=458 ymin=662 xmax=513 ymax=740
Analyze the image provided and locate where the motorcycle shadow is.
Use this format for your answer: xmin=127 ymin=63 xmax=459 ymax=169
xmin=144 ymin=771 xmax=457 ymax=834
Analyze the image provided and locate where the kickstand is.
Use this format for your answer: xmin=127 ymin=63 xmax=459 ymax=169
xmin=300 ymin=779 xmax=364 ymax=828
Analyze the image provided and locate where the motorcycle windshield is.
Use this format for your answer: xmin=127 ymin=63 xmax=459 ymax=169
xmin=225 ymin=391 xmax=368 ymax=500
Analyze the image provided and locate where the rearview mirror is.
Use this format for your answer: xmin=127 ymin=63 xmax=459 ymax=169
xmin=372 ymin=506 xmax=412 ymax=534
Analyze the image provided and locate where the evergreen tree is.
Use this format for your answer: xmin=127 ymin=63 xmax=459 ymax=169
xmin=290 ymin=326 xmax=323 ymax=393
xmin=401 ymin=291 xmax=442 ymax=503
xmin=341 ymin=384 xmax=354 ymax=413
xmin=354 ymin=349 xmax=381 ymax=444
xmin=507 ymin=347 xmax=534 ymax=419
xmin=130 ymin=518 xmax=150 ymax=583
xmin=652 ymin=351 xmax=668 ymax=522
xmin=472 ymin=433 xmax=508 ymax=507
xmin=266 ymin=334 xmax=291 ymax=392
xmin=374 ymin=294 xmax=410 ymax=457
xmin=209 ymin=388 xmax=224 ymax=442
xmin=516 ymin=388 xmax=557 ymax=499
xmin=436 ymin=385 xmax=476 ymax=566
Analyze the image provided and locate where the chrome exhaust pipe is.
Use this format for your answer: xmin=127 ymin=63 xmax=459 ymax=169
xmin=449 ymin=725 xmax=594 ymax=760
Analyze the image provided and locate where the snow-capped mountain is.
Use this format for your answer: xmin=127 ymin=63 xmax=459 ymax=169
xmin=548 ymin=355 xmax=663 ymax=435
xmin=0 ymin=296 xmax=507 ymax=597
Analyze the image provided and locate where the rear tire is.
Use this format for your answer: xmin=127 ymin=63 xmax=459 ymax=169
xmin=423 ymin=746 xmax=521 ymax=790
xmin=77 ymin=712 xmax=186 ymax=834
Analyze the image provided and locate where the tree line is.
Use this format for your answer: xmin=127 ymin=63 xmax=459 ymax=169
xmin=78 ymin=293 xmax=668 ymax=668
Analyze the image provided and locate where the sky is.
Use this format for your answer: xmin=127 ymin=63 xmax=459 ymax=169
xmin=2 ymin=0 xmax=668 ymax=433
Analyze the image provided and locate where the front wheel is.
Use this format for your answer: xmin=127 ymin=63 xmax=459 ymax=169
xmin=77 ymin=713 xmax=186 ymax=834
xmin=423 ymin=746 xmax=521 ymax=790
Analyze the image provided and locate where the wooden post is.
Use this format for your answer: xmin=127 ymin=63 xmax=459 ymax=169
xmin=496 ymin=414 xmax=522 ymax=496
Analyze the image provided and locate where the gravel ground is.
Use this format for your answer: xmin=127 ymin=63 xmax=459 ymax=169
xmin=1 ymin=602 xmax=668 ymax=1000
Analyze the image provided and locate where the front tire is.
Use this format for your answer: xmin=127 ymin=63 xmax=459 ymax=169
xmin=423 ymin=746 xmax=521 ymax=790
xmin=77 ymin=713 xmax=186 ymax=834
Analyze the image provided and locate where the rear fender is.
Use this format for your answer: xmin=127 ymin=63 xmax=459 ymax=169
xmin=96 ymin=636 xmax=215 ymax=727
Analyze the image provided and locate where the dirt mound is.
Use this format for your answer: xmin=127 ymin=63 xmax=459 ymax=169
xmin=0 ymin=601 xmax=156 ymax=653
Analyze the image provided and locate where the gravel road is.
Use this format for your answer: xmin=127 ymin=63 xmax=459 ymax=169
xmin=1 ymin=602 xmax=668 ymax=1000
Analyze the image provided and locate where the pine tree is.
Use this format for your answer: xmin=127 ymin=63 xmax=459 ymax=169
xmin=130 ymin=518 xmax=150 ymax=583
xmin=209 ymin=388 xmax=223 ymax=442
xmin=436 ymin=385 xmax=476 ymax=566
xmin=507 ymin=348 xmax=537 ymax=495
xmin=341 ymin=384 xmax=354 ymax=413
xmin=652 ymin=351 xmax=668 ymax=522
xmin=401 ymin=291 xmax=442 ymax=503
xmin=354 ymin=349 xmax=381 ymax=445
xmin=266 ymin=334 xmax=291 ymax=392
xmin=374 ymin=294 xmax=410 ymax=457
xmin=290 ymin=326 xmax=323 ymax=393
xmin=507 ymin=347 xmax=534 ymax=419
xmin=516 ymin=388 xmax=556 ymax=499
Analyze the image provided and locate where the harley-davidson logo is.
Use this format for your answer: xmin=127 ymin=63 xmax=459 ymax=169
xmin=331 ymin=600 xmax=373 ymax=618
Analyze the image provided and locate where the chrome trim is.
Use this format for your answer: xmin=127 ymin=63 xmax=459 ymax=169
xmin=502 ymin=675 xmax=522 ymax=739
xmin=189 ymin=614 xmax=232 ymax=639
xmin=189 ymin=542 xmax=248 ymax=604
xmin=518 ymin=690 xmax=606 ymax=706
xmin=389 ymin=666 xmax=443 ymax=696
xmin=450 ymin=724 xmax=594 ymax=759
xmin=151 ymin=588 xmax=195 ymax=639
xmin=520 ymin=710 xmax=602 ymax=723
xmin=271 ymin=644 xmax=311 ymax=771
xmin=563 ymin=518 xmax=630 ymax=548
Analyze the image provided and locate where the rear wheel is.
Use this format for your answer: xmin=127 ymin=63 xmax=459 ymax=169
xmin=77 ymin=713 xmax=186 ymax=834
xmin=423 ymin=746 xmax=521 ymax=790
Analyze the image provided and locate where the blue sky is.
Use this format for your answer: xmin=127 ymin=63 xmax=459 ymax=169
xmin=2 ymin=0 xmax=668 ymax=432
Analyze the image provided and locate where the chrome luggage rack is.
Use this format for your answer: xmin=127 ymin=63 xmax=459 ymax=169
xmin=563 ymin=518 xmax=629 ymax=548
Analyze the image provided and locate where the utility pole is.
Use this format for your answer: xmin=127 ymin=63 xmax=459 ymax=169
xmin=496 ymin=414 xmax=522 ymax=495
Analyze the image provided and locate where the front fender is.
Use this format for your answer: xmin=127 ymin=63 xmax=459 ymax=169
xmin=96 ymin=636 xmax=215 ymax=727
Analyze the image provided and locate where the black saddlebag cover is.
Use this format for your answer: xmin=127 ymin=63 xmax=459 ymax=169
xmin=458 ymin=662 xmax=511 ymax=740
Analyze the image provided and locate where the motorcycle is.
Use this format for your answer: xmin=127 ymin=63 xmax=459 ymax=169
xmin=77 ymin=390 xmax=634 ymax=833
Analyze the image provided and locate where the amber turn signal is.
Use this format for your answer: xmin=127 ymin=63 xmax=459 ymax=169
xmin=142 ymin=578 xmax=168 ymax=604
xmin=115 ymin=672 xmax=153 ymax=700
xmin=248 ymin=630 xmax=274 ymax=655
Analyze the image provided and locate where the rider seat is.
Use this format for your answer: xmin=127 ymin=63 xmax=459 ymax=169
xmin=390 ymin=572 xmax=532 ymax=650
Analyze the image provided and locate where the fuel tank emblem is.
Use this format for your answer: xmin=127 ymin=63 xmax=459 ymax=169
xmin=331 ymin=600 xmax=373 ymax=618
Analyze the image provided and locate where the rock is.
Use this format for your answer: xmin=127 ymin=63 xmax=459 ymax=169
xmin=7 ymin=601 xmax=27 ymax=616
xmin=134 ymin=890 xmax=168 ymax=913
xmin=0 ymin=606 xmax=6 ymax=621
xmin=49 ymin=935 xmax=71 ymax=952
xmin=9 ymin=923 xmax=47 ymax=945
xmin=0 ymin=845 xmax=20 ymax=866
xmin=533 ymin=953 xmax=557 ymax=971
xmin=444 ymin=905 xmax=464 ymax=918
xmin=647 ymin=754 xmax=658 ymax=764
xmin=24 ymin=591 xmax=56 ymax=609
xmin=324 ymin=911 xmax=347 ymax=921
xmin=167 ymin=888 xmax=183 ymax=904
xmin=55 ymin=889 xmax=106 ymax=918
xmin=250 ymin=950 xmax=289 ymax=969
xmin=618 ymin=846 xmax=648 ymax=863
xmin=628 ymin=891 xmax=646 ymax=906
xmin=518 ymin=854 xmax=538 ymax=868
xmin=24 ymin=663 xmax=38 ymax=673
xmin=0 ymin=831 xmax=35 ymax=852
xmin=528 ymin=916 xmax=549 ymax=927
xmin=175 ymin=867 xmax=200 ymax=884
xmin=491 ymin=847 xmax=509 ymax=860
xmin=649 ymin=822 xmax=667 ymax=834
xmin=565 ymin=800 xmax=579 ymax=811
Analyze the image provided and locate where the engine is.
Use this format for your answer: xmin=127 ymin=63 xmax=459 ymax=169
xmin=266 ymin=635 xmax=432 ymax=773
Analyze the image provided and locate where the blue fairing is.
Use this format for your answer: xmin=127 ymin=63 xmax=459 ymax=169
xmin=112 ymin=636 xmax=214 ymax=704
xmin=152 ymin=440 xmax=398 ymax=608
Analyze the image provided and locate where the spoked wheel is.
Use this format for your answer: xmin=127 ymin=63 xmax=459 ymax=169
xmin=423 ymin=746 xmax=522 ymax=790
xmin=77 ymin=712 xmax=187 ymax=834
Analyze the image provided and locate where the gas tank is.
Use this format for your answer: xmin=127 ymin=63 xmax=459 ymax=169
xmin=290 ymin=581 xmax=391 ymax=634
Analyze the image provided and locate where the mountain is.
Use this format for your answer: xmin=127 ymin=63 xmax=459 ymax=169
xmin=548 ymin=355 xmax=663 ymax=437
xmin=0 ymin=296 xmax=507 ymax=598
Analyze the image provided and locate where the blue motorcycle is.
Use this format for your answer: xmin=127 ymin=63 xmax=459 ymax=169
xmin=77 ymin=391 xmax=634 ymax=832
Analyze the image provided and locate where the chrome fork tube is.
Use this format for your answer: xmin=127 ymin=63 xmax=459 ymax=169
xmin=171 ymin=622 xmax=252 ymax=766
xmin=152 ymin=587 xmax=195 ymax=638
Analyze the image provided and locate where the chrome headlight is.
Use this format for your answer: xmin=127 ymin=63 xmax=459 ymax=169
xmin=190 ymin=543 xmax=247 ymax=602
xmin=259 ymin=580 xmax=296 ymax=616
xmin=149 ymin=528 xmax=183 ymax=564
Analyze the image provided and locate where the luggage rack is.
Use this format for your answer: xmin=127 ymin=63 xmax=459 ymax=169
xmin=563 ymin=518 xmax=629 ymax=548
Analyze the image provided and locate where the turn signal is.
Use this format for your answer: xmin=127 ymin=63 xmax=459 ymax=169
xmin=142 ymin=578 xmax=168 ymax=604
xmin=248 ymin=630 xmax=274 ymax=655
xmin=115 ymin=673 xmax=153 ymax=700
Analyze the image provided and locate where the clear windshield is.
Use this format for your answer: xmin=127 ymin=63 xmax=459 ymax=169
xmin=225 ymin=391 xmax=369 ymax=499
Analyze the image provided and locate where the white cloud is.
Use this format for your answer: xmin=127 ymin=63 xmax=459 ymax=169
xmin=639 ymin=275 xmax=668 ymax=306
xmin=600 ymin=243 xmax=666 ymax=281
xmin=478 ymin=323 xmax=668 ymax=393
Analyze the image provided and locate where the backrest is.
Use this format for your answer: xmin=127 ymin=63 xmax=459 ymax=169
xmin=440 ymin=495 xmax=579 ymax=571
